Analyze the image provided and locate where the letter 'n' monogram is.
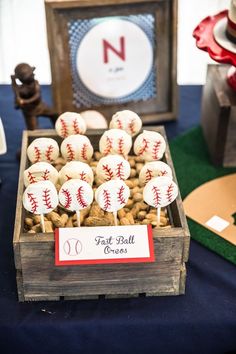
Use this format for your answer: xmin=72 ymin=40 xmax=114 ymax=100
xmin=103 ymin=36 xmax=126 ymax=64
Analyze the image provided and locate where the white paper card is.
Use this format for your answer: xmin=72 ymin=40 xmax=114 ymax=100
xmin=205 ymin=215 xmax=230 ymax=233
xmin=55 ymin=225 xmax=154 ymax=266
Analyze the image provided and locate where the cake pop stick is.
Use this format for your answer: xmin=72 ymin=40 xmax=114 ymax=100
xmin=24 ymin=162 xmax=59 ymax=187
xmin=109 ymin=110 xmax=142 ymax=137
xmin=96 ymin=155 xmax=130 ymax=182
xmin=27 ymin=138 xmax=59 ymax=164
xmin=95 ymin=180 xmax=130 ymax=225
xmin=58 ymin=161 xmax=94 ymax=185
xmin=99 ymin=129 xmax=132 ymax=158
xmin=23 ymin=181 xmax=58 ymax=232
xmin=58 ymin=179 xmax=93 ymax=227
xmin=134 ymin=130 xmax=166 ymax=162
xmin=61 ymin=134 xmax=93 ymax=162
xmin=139 ymin=161 xmax=172 ymax=186
xmin=55 ymin=112 xmax=86 ymax=138
xmin=143 ymin=176 xmax=178 ymax=227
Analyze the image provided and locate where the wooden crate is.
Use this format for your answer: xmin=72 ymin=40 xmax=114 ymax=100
xmin=201 ymin=64 xmax=236 ymax=167
xmin=13 ymin=127 xmax=190 ymax=301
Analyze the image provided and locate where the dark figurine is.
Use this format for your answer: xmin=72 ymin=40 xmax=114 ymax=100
xmin=11 ymin=63 xmax=58 ymax=130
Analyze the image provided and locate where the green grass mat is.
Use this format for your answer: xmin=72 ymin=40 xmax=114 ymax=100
xmin=169 ymin=126 xmax=236 ymax=265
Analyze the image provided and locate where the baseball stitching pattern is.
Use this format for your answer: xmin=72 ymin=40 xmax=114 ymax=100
xmin=116 ymin=161 xmax=124 ymax=180
xmin=145 ymin=168 xmax=153 ymax=184
xmin=152 ymin=140 xmax=161 ymax=160
xmin=117 ymin=185 xmax=125 ymax=205
xmin=138 ymin=138 xmax=149 ymax=156
xmin=81 ymin=143 xmax=88 ymax=161
xmin=27 ymin=193 xmax=38 ymax=213
xmin=102 ymin=164 xmax=114 ymax=180
xmin=128 ymin=119 xmax=135 ymax=135
xmin=61 ymin=188 xmax=72 ymax=209
xmin=76 ymin=186 xmax=87 ymax=208
xmin=102 ymin=189 xmax=111 ymax=211
xmin=73 ymin=119 xmax=81 ymax=134
xmin=104 ymin=136 xmax=113 ymax=155
xmin=45 ymin=145 xmax=54 ymax=162
xmin=42 ymin=189 xmax=53 ymax=209
xmin=160 ymin=170 xmax=168 ymax=176
xmin=66 ymin=174 xmax=72 ymax=181
xmin=152 ymin=186 xmax=161 ymax=207
xmin=66 ymin=143 xmax=75 ymax=160
xmin=34 ymin=146 xmax=41 ymax=163
xmin=79 ymin=171 xmax=86 ymax=181
xmin=60 ymin=118 xmax=68 ymax=138
xmin=117 ymin=137 xmax=124 ymax=155
xmin=42 ymin=169 xmax=50 ymax=180
xmin=27 ymin=171 xmax=37 ymax=184
xmin=116 ymin=118 xmax=123 ymax=129
xmin=166 ymin=184 xmax=174 ymax=202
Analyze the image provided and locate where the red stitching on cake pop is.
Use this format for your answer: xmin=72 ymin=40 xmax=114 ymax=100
xmin=76 ymin=186 xmax=87 ymax=208
xmin=79 ymin=171 xmax=87 ymax=181
xmin=160 ymin=170 xmax=168 ymax=176
xmin=34 ymin=146 xmax=41 ymax=162
xmin=166 ymin=183 xmax=174 ymax=203
xmin=81 ymin=143 xmax=88 ymax=161
xmin=66 ymin=144 xmax=75 ymax=161
xmin=60 ymin=118 xmax=68 ymax=138
xmin=152 ymin=140 xmax=161 ymax=160
xmin=103 ymin=189 xmax=111 ymax=211
xmin=116 ymin=118 xmax=123 ymax=129
xmin=152 ymin=186 xmax=161 ymax=207
xmin=42 ymin=189 xmax=53 ymax=209
xmin=42 ymin=169 xmax=50 ymax=180
xmin=27 ymin=171 xmax=37 ymax=184
xmin=103 ymin=136 xmax=113 ymax=155
xmin=73 ymin=119 xmax=81 ymax=134
xmin=27 ymin=193 xmax=38 ymax=213
xmin=138 ymin=138 xmax=149 ymax=156
xmin=102 ymin=164 xmax=114 ymax=181
xmin=128 ymin=118 xmax=135 ymax=135
xmin=66 ymin=174 xmax=72 ymax=181
xmin=145 ymin=168 xmax=153 ymax=184
xmin=61 ymin=188 xmax=72 ymax=209
xmin=118 ymin=137 xmax=124 ymax=155
xmin=117 ymin=185 xmax=125 ymax=205
xmin=45 ymin=145 xmax=54 ymax=162
xmin=116 ymin=161 xmax=124 ymax=180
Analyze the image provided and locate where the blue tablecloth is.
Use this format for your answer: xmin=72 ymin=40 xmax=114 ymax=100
xmin=0 ymin=85 xmax=235 ymax=354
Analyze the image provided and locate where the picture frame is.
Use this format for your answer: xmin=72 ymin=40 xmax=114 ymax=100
xmin=45 ymin=0 xmax=178 ymax=124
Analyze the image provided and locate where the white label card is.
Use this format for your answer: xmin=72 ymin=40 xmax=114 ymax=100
xmin=55 ymin=225 xmax=155 ymax=266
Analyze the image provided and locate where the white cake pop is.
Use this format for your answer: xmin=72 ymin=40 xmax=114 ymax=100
xmin=55 ymin=112 xmax=86 ymax=138
xmin=96 ymin=155 xmax=130 ymax=182
xmin=134 ymin=130 xmax=166 ymax=161
xmin=59 ymin=179 xmax=93 ymax=212
xmin=27 ymin=138 xmax=59 ymax=164
xmin=99 ymin=129 xmax=132 ymax=157
xmin=143 ymin=176 xmax=178 ymax=208
xmin=23 ymin=181 xmax=58 ymax=231
xmin=58 ymin=161 xmax=94 ymax=185
xmin=139 ymin=161 xmax=172 ymax=186
xmin=95 ymin=180 xmax=130 ymax=213
xmin=109 ymin=110 xmax=142 ymax=137
xmin=80 ymin=110 xmax=108 ymax=129
xmin=24 ymin=162 xmax=59 ymax=187
xmin=61 ymin=134 xmax=93 ymax=162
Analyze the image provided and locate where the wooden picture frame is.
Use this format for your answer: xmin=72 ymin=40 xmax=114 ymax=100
xmin=45 ymin=0 xmax=178 ymax=124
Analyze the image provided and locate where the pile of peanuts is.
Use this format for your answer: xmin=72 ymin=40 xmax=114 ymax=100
xmin=24 ymin=152 xmax=171 ymax=233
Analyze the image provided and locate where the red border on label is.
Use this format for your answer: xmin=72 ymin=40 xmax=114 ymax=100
xmin=55 ymin=225 xmax=155 ymax=266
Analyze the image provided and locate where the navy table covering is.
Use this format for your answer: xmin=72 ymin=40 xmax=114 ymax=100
xmin=0 ymin=85 xmax=235 ymax=354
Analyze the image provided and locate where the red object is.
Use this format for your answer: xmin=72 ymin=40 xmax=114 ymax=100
xmin=193 ymin=10 xmax=236 ymax=90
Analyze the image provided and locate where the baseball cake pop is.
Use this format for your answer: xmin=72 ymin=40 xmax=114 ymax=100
xmin=55 ymin=112 xmax=86 ymax=138
xmin=134 ymin=130 xmax=166 ymax=162
xmin=109 ymin=110 xmax=142 ymax=137
xmin=139 ymin=161 xmax=172 ymax=186
xmin=27 ymin=138 xmax=59 ymax=164
xmin=24 ymin=162 xmax=59 ymax=187
xmin=96 ymin=155 xmax=130 ymax=182
xmin=99 ymin=129 xmax=132 ymax=158
xmin=61 ymin=134 xmax=93 ymax=162
xmin=58 ymin=161 xmax=94 ymax=185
